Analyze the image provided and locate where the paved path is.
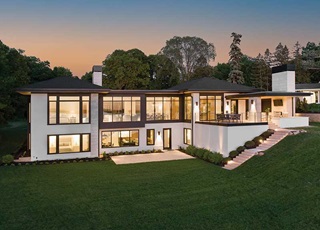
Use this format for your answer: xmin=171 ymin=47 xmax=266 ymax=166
xmin=111 ymin=150 xmax=194 ymax=165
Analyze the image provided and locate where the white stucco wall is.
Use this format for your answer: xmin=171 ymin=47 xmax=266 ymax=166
xmin=272 ymin=117 xmax=309 ymax=128
xmin=194 ymin=123 xmax=268 ymax=157
xmin=30 ymin=93 xmax=99 ymax=161
xmin=99 ymin=122 xmax=192 ymax=154
xmin=272 ymin=71 xmax=295 ymax=92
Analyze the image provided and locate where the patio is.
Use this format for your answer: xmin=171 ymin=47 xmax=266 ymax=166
xmin=111 ymin=150 xmax=194 ymax=165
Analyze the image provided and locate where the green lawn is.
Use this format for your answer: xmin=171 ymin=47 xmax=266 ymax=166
xmin=0 ymin=124 xmax=319 ymax=229
xmin=0 ymin=120 xmax=27 ymax=157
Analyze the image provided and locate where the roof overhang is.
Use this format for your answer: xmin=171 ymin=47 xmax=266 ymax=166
xmin=226 ymin=91 xmax=312 ymax=99
xmin=17 ymin=88 xmax=110 ymax=95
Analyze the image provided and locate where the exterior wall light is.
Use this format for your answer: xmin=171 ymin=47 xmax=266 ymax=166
xmin=158 ymin=131 xmax=160 ymax=135
xmin=195 ymin=102 xmax=198 ymax=106
xmin=251 ymin=100 xmax=254 ymax=104
xmin=226 ymin=101 xmax=229 ymax=106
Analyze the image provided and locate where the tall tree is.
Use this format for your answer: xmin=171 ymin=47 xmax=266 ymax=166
xmin=251 ymin=54 xmax=270 ymax=90
xmin=228 ymin=32 xmax=244 ymax=84
xmin=81 ymin=71 xmax=93 ymax=82
xmin=148 ymin=54 xmax=180 ymax=89
xmin=191 ymin=65 xmax=215 ymax=80
xmin=25 ymin=56 xmax=54 ymax=83
xmin=160 ymin=36 xmax=216 ymax=82
xmin=292 ymin=41 xmax=310 ymax=83
xmin=103 ymin=49 xmax=150 ymax=89
xmin=52 ymin=66 xmax=73 ymax=77
xmin=212 ymin=63 xmax=231 ymax=81
xmin=274 ymin=42 xmax=290 ymax=65
xmin=301 ymin=42 xmax=320 ymax=82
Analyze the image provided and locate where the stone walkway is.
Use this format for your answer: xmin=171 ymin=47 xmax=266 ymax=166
xmin=111 ymin=150 xmax=194 ymax=165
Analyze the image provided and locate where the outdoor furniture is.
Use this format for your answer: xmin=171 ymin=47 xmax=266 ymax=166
xmin=217 ymin=113 xmax=241 ymax=122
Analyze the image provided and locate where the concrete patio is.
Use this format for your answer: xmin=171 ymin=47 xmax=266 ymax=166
xmin=111 ymin=150 xmax=195 ymax=165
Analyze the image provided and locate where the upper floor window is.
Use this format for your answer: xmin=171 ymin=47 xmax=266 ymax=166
xmin=184 ymin=96 xmax=192 ymax=120
xmin=146 ymin=96 xmax=179 ymax=121
xmin=103 ymin=96 xmax=141 ymax=122
xmin=200 ymin=95 xmax=223 ymax=121
xmin=49 ymin=96 xmax=90 ymax=125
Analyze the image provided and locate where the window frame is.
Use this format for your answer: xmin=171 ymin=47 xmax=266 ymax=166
xmin=146 ymin=96 xmax=180 ymax=121
xmin=146 ymin=129 xmax=155 ymax=145
xmin=184 ymin=95 xmax=192 ymax=121
xmin=101 ymin=130 xmax=140 ymax=148
xmin=47 ymin=133 xmax=91 ymax=155
xmin=47 ymin=95 xmax=91 ymax=125
xmin=199 ymin=94 xmax=223 ymax=121
xmin=102 ymin=96 xmax=141 ymax=123
xmin=183 ymin=128 xmax=192 ymax=145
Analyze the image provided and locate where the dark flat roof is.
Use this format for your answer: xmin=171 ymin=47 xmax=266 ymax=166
xmin=296 ymin=83 xmax=320 ymax=90
xmin=226 ymin=91 xmax=311 ymax=99
xmin=17 ymin=76 xmax=108 ymax=94
xmin=272 ymin=64 xmax=295 ymax=74
xmin=168 ymin=77 xmax=259 ymax=92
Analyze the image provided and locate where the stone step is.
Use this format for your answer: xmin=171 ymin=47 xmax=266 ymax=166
xmin=235 ymin=155 xmax=252 ymax=160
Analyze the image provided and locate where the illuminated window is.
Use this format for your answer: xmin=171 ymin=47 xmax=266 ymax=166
xmin=147 ymin=129 xmax=155 ymax=145
xmin=48 ymin=134 xmax=90 ymax=154
xmin=48 ymin=96 xmax=90 ymax=124
xmin=200 ymin=95 xmax=223 ymax=121
xmin=184 ymin=96 xmax=192 ymax=120
xmin=184 ymin=128 xmax=192 ymax=145
xmin=102 ymin=97 xmax=140 ymax=122
xmin=101 ymin=130 xmax=139 ymax=148
xmin=146 ymin=96 xmax=180 ymax=121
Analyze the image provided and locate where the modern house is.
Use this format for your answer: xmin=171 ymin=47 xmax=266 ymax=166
xmin=296 ymin=83 xmax=320 ymax=104
xmin=17 ymin=64 xmax=310 ymax=162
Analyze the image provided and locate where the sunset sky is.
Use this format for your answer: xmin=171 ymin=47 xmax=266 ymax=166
xmin=1 ymin=0 xmax=320 ymax=77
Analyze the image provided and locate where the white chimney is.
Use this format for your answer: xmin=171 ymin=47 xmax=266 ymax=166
xmin=272 ymin=64 xmax=295 ymax=92
xmin=92 ymin=65 xmax=102 ymax=86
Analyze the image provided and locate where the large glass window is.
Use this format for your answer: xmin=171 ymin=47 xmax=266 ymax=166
xmin=48 ymin=134 xmax=90 ymax=154
xmin=48 ymin=96 xmax=90 ymax=124
xmin=147 ymin=129 xmax=155 ymax=145
xmin=103 ymin=96 xmax=140 ymax=122
xmin=184 ymin=96 xmax=192 ymax=120
xmin=146 ymin=96 xmax=180 ymax=121
xmin=184 ymin=128 xmax=192 ymax=145
xmin=101 ymin=130 xmax=139 ymax=148
xmin=200 ymin=95 xmax=223 ymax=121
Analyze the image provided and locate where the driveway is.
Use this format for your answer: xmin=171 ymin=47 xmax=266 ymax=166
xmin=111 ymin=150 xmax=194 ymax=165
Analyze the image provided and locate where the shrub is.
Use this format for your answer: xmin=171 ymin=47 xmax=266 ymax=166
xmin=229 ymin=150 xmax=238 ymax=159
xmin=253 ymin=136 xmax=264 ymax=146
xmin=102 ymin=152 xmax=107 ymax=159
xmin=156 ymin=149 xmax=162 ymax=153
xmin=186 ymin=145 xmax=197 ymax=156
xmin=236 ymin=146 xmax=245 ymax=153
xmin=195 ymin=148 xmax=206 ymax=159
xmin=207 ymin=152 xmax=223 ymax=165
xmin=260 ymin=131 xmax=271 ymax=139
xmin=245 ymin=141 xmax=256 ymax=149
xmin=1 ymin=154 xmax=14 ymax=164
xmin=141 ymin=150 xmax=145 ymax=154
xmin=202 ymin=149 xmax=211 ymax=161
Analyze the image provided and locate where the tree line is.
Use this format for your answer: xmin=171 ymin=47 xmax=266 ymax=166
xmin=0 ymin=40 xmax=73 ymax=123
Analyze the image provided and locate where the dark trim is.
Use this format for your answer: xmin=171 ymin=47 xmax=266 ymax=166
xmin=92 ymin=65 xmax=102 ymax=72
xmin=27 ymin=98 xmax=31 ymax=155
xmin=199 ymin=94 xmax=224 ymax=121
xmin=146 ymin=129 xmax=155 ymax=146
xmin=163 ymin=128 xmax=172 ymax=149
xmin=272 ymin=64 xmax=295 ymax=73
xmin=226 ymin=91 xmax=312 ymax=99
xmin=195 ymin=121 xmax=268 ymax=127
xmin=47 ymin=133 xmax=91 ymax=155
xmin=145 ymin=120 xmax=181 ymax=124
xmin=101 ymin=130 xmax=139 ymax=148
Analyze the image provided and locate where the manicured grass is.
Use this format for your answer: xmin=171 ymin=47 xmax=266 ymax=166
xmin=0 ymin=120 xmax=27 ymax=157
xmin=0 ymin=125 xmax=319 ymax=229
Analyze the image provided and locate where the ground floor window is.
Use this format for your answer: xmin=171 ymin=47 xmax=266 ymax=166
xmin=48 ymin=134 xmax=90 ymax=154
xmin=147 ymin=129 xmax=155 ymax=145
xmin=184 ymin=128 xmax=192 ymax=145
xmin=101 ymin=130 xmax=139 ymax=148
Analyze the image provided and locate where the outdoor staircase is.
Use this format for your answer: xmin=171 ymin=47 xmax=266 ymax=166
xmin=223 ymin=129 xmax=289 ymax=170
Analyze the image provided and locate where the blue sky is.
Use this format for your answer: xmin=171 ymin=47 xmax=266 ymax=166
xmin=1 ymin=0 xmax=319 ymax=76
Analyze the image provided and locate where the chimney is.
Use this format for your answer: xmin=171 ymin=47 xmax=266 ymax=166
xmin=92 ymin=65 xmax=103 ymax=86
xmin=272 ymin=64 xmax=295 ymax=92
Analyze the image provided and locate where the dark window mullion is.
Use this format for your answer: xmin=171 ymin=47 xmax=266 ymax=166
xmin=80 ymin=97 xmax=83 ymax=124
xmin=57 ymin=97 xmax=60 ymax=124
xmin=56 ymin=135 xmax=59 ymax=154
xmin=80 ymin=134 xmax=83 ymax=152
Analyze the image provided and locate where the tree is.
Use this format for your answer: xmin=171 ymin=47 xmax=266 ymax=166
xmin=292 ymin=41 xmax=310 ymax=83
xmin=191 ymin=65 xmax=214 ymax=80
xmin=148 ymin=54 xmax=180 ymax=89
xmin=25 ymin=56 xmax=54 ymax=83
xmin=212 ymin=63 xmax=230 ymax=81
xmin=81 ymin=71 xmax=93 ymax=82
xmin=274 ymin=43 xmax=290 ymax=65
xmin=228 ymin=32 xmax=244 ymax=84
xmin=251 ymin=54 xmax=270 ymax=90
xmin=301 ymin=42 xmax=320 ymax=83
xmin=160 ymin=36 xmax=216 ymax=82
xmin=102 ymin=49 xmax=150 ymax=89
xmin=52 ymin=66 xmax=73 ymax=77
xmin=241 ymin=56 xmax=256 ymax=87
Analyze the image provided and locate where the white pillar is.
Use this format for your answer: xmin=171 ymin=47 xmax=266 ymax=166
xmin=318 ymin=91 xmax=320 ymax=104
